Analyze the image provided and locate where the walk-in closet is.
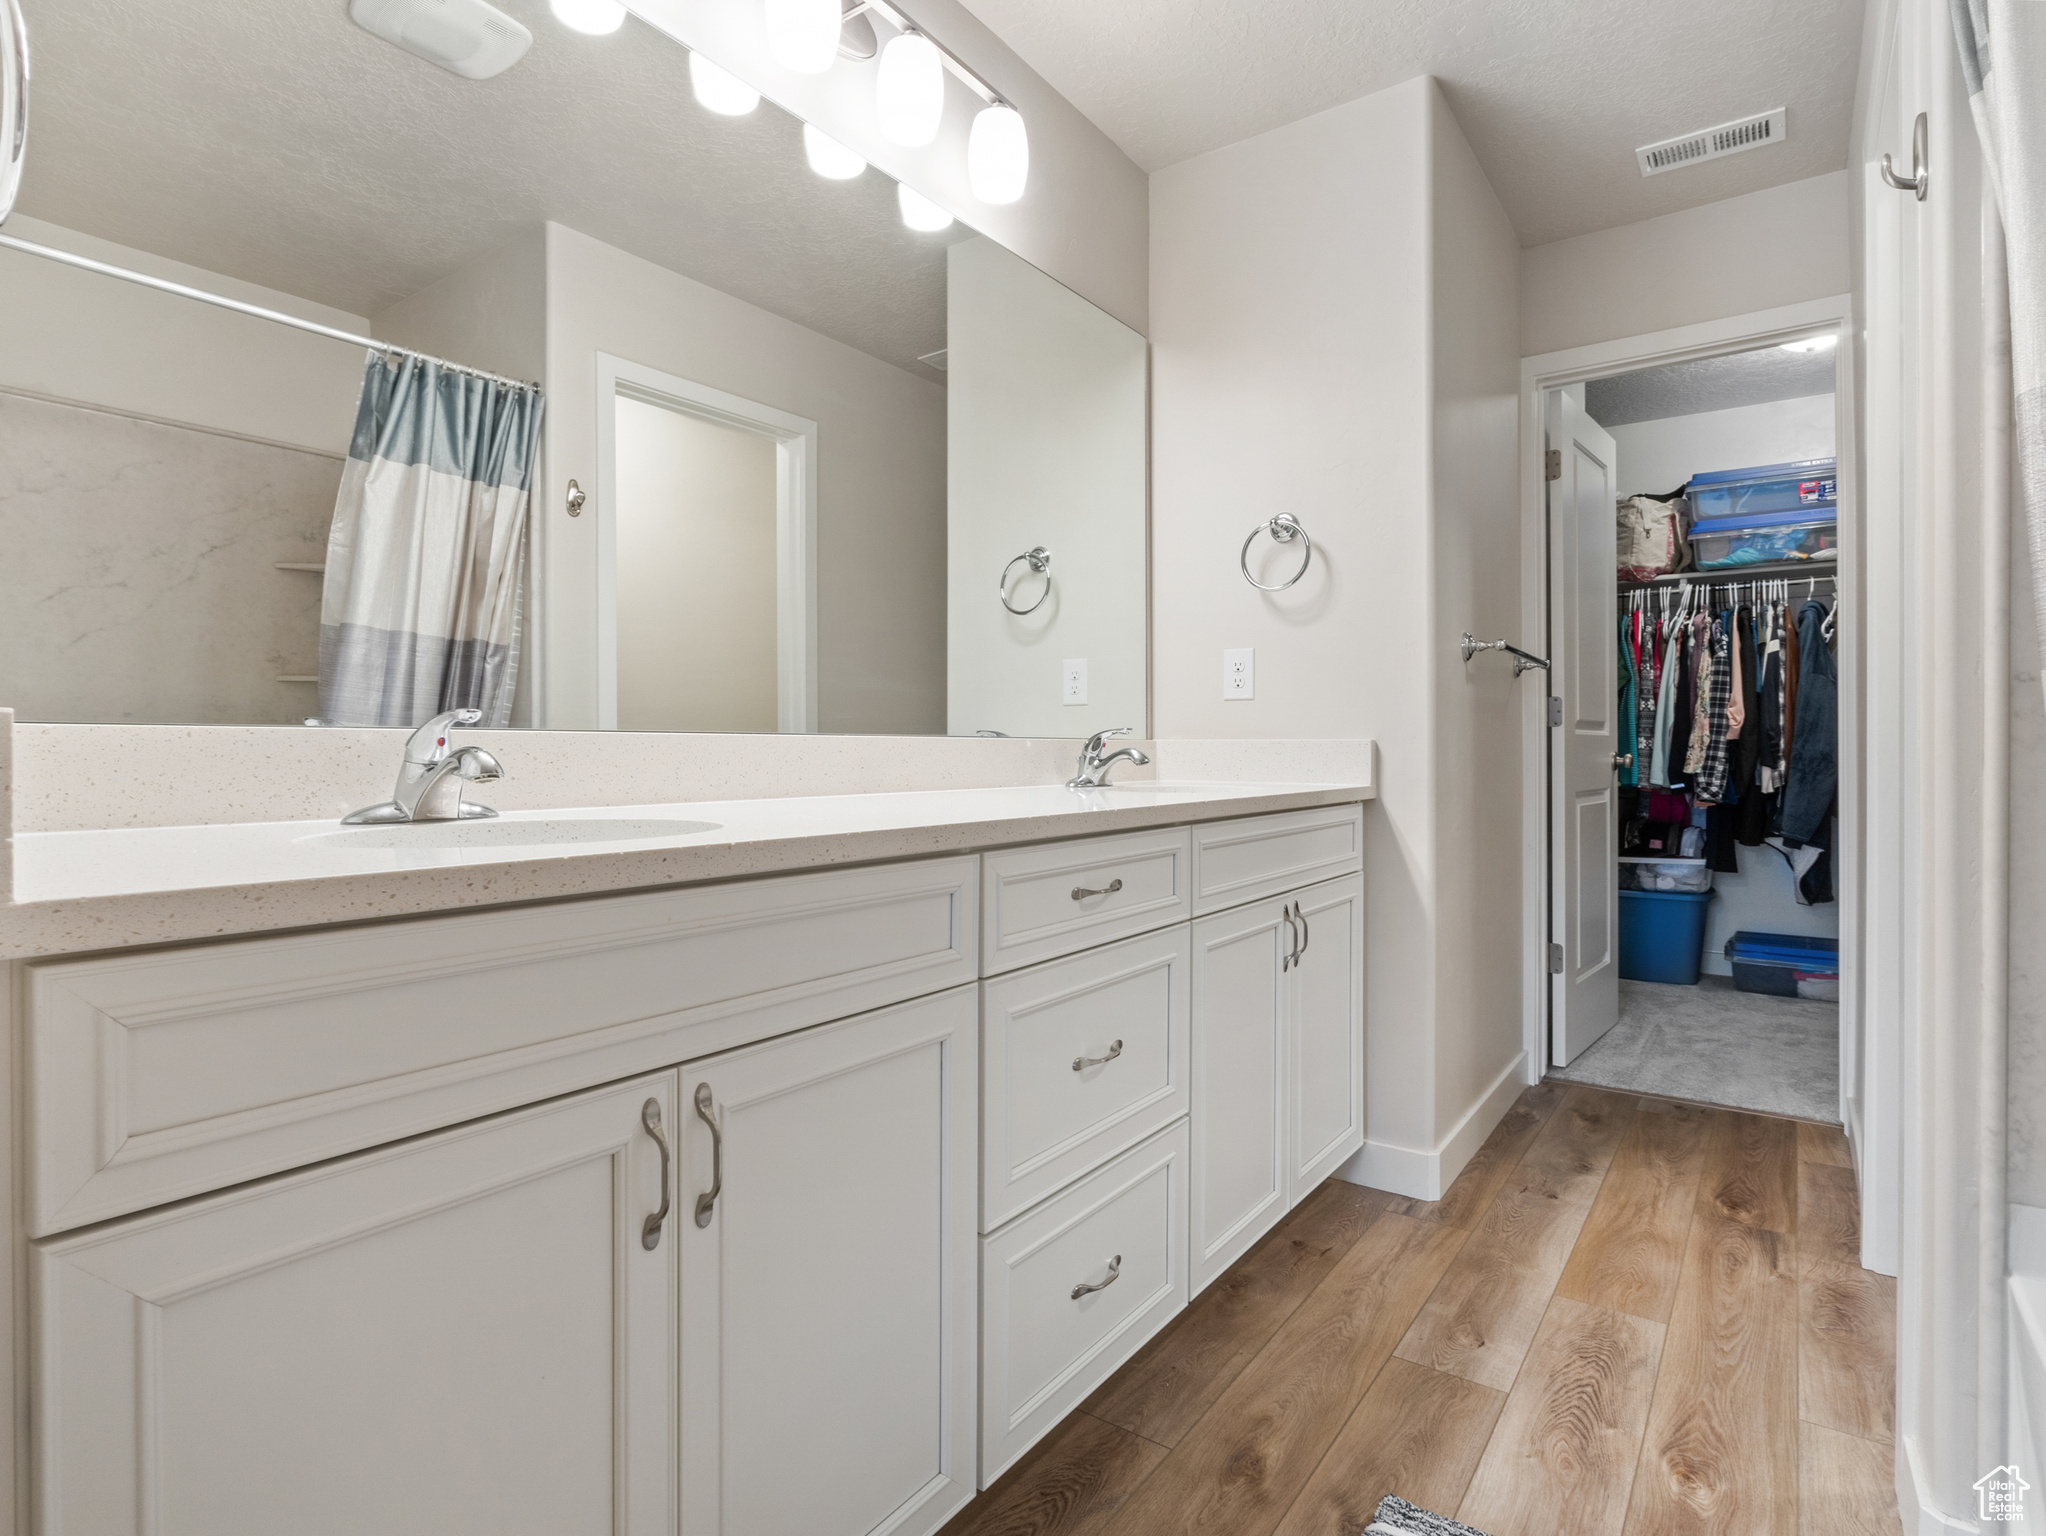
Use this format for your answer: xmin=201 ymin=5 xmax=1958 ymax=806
xmin=1552 ymin=339 xmax=1843 ymax=1122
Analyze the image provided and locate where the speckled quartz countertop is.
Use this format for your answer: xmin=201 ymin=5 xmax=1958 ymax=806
xmin=0 ymin=779 xmax=1373 ymax=960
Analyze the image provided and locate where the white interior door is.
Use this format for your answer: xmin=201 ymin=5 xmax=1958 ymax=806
xmin=32 ymin=1072 xmax=681 ymax=1536
xmin=1547 ymin=387 xmax=1622 ymax=1065
xmin=678 ymin=988 xmax=977 ymax=1536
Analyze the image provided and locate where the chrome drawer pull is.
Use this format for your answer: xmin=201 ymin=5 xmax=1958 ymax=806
xmin=1293 ymin=900 xmax=1310 ymax=961
xmin=693 ymin=1082 xmax=722 ymax=1228
xmin=641 ymin=1098 xmax=671 ymax=1251
xmin=1071 ymin=877 xmax=1124 ymax=902
xmin=1282 ymin=904 xmax=1298 ymax=971
xmin=1072 ymin=1039 xmax=1124 ymax=1072
xmin=1072 ymin=1254 xmax=1122 ymax=1299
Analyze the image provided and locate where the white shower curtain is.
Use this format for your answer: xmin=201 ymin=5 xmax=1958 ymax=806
xmin=318 ymin=353 xmax=544 ymax=728
xmin=1952 ymin=0 xmax=2046 ymax=685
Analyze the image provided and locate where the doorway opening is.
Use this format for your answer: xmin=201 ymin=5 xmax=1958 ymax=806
xmin=593 ymin=353 xmax=818 ymax=733
xmin=1530 ymin=309 xmax=1853 ymax=1128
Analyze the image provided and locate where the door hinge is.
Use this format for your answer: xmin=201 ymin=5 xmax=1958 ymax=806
xmin=1544 ymin=448 xmax=1562 ymax=481
xmin=1548 ymin=942 xmax=1564 ymax=974
xmin=1547 ymin=696 xmax=1563 ymax=727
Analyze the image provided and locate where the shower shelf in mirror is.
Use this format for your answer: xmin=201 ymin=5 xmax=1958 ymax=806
xmin=277 ymin=676 xmax=317 ymax=684
xmin=275 ymin=563 xmax=326 ymax=573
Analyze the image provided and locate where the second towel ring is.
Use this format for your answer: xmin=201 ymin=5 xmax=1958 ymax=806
xmin=1001 ymin=546 xmax=1053 ymax=615
xmin=1240 ymin=514 xmax=1313 ymax=591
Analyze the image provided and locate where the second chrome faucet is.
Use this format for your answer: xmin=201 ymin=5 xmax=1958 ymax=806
xmin=1067 ymin=728 xmax=1150 ymax=789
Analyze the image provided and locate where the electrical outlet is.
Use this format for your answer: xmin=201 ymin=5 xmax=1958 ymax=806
xmin=1062 ymin=658 xmax=1088 ymax=705
xmin=1223 ymin=648 xmax=1254 ymax=699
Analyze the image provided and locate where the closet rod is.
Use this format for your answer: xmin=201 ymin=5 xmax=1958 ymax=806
xmin=0 ymin=231 xmax=540 ymax=391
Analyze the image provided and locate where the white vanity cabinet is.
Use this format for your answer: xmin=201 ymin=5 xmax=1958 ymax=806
xmin=33 ymin=1070 xmax=685 ymax=1536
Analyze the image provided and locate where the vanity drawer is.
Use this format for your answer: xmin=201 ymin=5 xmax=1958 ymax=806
xmin=981 ymin=826 xmax=1191 ymax=974
xmin=1190 ymin=803 xmax=1364 ymax=915
xmin=980 ymin=1118 xmax=1188 ymax=1485
xmin=22 ymin=857 xmax=979 ymax=1237
xmin=981 ymin=926 xmax=1190 ymax=1231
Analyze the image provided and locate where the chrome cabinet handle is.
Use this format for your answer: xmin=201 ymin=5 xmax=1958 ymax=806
xmin=1071 ymin=877 xmax=1124 ymax=901
xmin=1293 ymin=900 xmax=1310 ymax=961
xmin=693 ymin=1082 xmax=722 ymax=1228
xmin=1072 ymin=1254 xmax=1122 ymax=1299
xmin=641 ymin=1098 xmax=671 ymax=1251
xmin=1282 ymin=904 xmax=1299 ymax=970
xmin=1072 ymin=1039 xmax=1123 ymax=1072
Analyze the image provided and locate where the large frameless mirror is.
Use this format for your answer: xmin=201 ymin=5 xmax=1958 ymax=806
xmin=0 ymin=0 xmax=1147 ymax=737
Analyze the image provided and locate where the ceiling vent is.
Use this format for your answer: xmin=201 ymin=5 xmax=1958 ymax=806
xmin=350 ymin=0 xmax=533 ymax=80
xmin=1636 ymin=108 xmax=1787 ymax=178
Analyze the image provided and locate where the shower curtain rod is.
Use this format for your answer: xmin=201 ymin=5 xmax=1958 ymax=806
xmin=0 ymin=231 xmax=541 ymax=392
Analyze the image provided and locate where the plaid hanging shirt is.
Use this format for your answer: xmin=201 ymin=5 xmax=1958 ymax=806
xmin=1693 ymin=615 xmax=1736 ymax=804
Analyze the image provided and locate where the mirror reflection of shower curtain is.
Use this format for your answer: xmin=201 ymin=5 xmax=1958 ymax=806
xmin=318 ymin=353 xmax=543 ymax=727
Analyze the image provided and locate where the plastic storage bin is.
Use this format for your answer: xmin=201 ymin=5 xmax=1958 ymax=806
xmin=1687 ymin=458 xmax=1838 ymax=570
xmin=1618 ymin=889 xmax=1714 ymax=985
xmin=1724 ymin=931 xmax=1840 ymax=999
xmin=1619 ymin=857 xmax=1712 ymax=893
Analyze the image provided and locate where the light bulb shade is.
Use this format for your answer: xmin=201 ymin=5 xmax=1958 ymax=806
xmin=897 ymin=183 xmax=954 ymax=232
xmin=875 ymin=32 xmax=944 ymax=146
xmin=765 ymin=0 xmax=840 ymax=74
xmin=967 ymin=104 xmax=1028 ymax=203
xmin=803 ymin=124 xmax=868 ymax=179
xmin=549 ymin=0 xmax=627 ymax=34
xmin=690 ymin=52 xmax=761 ymax=115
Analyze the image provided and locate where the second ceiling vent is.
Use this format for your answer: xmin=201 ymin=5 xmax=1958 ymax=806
xmin=1636 ymin=108 xmax=1787 ymax=177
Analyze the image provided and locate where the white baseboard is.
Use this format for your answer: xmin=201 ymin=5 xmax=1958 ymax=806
xmin=1901 ymin=1432 xmax=1982 ymax=1535
xmin=1335 ymin=1052 xmax=1529 ymax=1201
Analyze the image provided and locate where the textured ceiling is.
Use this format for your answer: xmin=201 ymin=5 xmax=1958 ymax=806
xmin=14 ymin=0 xmax=967 ymax=376
xmin=955 ymin=0 xmax=1862 ymax=246
xmin=1586 ymin=345 xmax=1837 ymax=427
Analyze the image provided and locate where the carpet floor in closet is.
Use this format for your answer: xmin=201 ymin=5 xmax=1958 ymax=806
xmin=1547 ymin=975 xmax=1840 ymax=1123
xmin=940 ymin=1083 xmax=1895 ymax=1536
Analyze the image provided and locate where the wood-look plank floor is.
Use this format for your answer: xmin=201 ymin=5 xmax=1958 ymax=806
xmin=939 ymin=1088 xmax=1899 ymax=1536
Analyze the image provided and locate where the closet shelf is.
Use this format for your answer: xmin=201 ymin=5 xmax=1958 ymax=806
xmin=274 ymin=562 xmax=326 ymax=573
xmin=1620 ymin=558 xmax=1838 ymax=592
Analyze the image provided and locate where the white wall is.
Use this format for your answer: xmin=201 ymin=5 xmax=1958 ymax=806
xmin=541 ymin=223 xmax=947 ymax=735
xmin=1151 ymin=76 xmax=1522 ymax=1195
xmin=0 ymin=214 xmax=369 ymax=455
xmin=373 ymin=231 xmax=547 ymax=387
xmin=1520 ymin=172 xmax=1851 ymax=358
xmin=945 ymin=238 xmax=1148 ymax=738
xmin=613 ymin=399 xmax=779 ymax=733
xmin=1607 ymin=392 xmax=1837 ymax=497
xmin=625 ymin=0 xmax=1149 ymax=336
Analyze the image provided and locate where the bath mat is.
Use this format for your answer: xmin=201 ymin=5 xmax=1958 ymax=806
xmin=1364 ymin=1494 xmax=1496 ymax=1536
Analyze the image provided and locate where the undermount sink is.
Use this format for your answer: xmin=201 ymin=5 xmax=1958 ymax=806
xmin=301 ymin=817 xmax=722 ymax=850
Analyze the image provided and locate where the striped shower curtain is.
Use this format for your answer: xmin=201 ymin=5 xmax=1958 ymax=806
xmin=318 ymin=353 xmax=544 ymax=727
xmin=1952 ymin=0 xmax=2046 ymax=684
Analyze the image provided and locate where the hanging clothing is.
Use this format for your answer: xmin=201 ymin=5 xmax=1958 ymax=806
xmin=319 ymin=352 xmax=544 ymax=728
xmin=1635 ymin=610 xmax=1658 ymax=780
xmin=1667 ymin=618 xmax=1695 ymax=786
xmin=1618 ymin=620 xmax=1639 ymax=788
xmin=1685 ymin=613 xmax=1714 ymax=776
xmin=1781 ymin=598 xmax=1838 ymax=843
xmin=1736 ymin=607 xmax=1771 ymax=845
xmin=1695 ymin=616 xmax=1735 ymax=804
xmin=1757 ymin=604 xmax=1786 ymax=794
xmin=1650 ymin=618 xmax=1683 ymax=786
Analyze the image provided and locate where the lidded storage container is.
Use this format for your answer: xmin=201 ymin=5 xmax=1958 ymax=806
xmin=1687 ymin=458 xmax=1838 ymax=570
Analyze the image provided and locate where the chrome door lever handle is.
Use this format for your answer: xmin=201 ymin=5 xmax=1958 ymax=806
xmin=1072 ymin=1039 xmax=1123 ymax=1072
xmin=641 ymin=1098 xmax=671 ymax=1251
xmin=1071 ymin=878 xmax=1124 ymax=901
xmin=693 ymin=1082 xmax=722 ymax=1228
xmin=1071 ymin=1254 xmax=1122 ymax=1299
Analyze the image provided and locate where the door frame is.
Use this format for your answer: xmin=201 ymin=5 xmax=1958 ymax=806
xmin=593 ymin=353 xmax=819 ymax=733
xmin=1514 ymin=295 xmax=1868 ymax=1152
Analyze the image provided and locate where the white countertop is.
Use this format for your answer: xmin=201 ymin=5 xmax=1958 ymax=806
xmin=1 ymin=778 xmax=1372 ymax=959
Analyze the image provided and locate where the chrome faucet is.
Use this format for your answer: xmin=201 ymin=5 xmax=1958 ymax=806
xmin=343 ymin=709 xmax=504 ymax=824
xmin=1067 ymin=727 xmax=1151 ymax=789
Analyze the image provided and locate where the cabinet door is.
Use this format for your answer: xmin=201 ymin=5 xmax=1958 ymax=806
xmin=679 ymin=987 xmax=977 ymax=1536
xmin=1286 ymin=873 xmax=1366 ymax=1204
xmin=1188 ymin=900 xmax=1290 ymax=1296
xmin=33 ymin=1072 xmax=681 ymax=1536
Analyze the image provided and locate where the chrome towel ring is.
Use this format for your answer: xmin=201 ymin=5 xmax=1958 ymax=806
xmin=1000 ymin=546 xmax=1052 ymax=614
xmin=1240 ymin=514 xmax=1313 ymax=591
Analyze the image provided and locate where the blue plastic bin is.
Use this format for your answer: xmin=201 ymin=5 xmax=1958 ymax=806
xmin=1724 ymin=931 xmax=1839 ymax=998
xmin=1687 ymin=458 xmax=1838 ymax=520
xmin=1617 ymin=889 xmax=1714 ymax=985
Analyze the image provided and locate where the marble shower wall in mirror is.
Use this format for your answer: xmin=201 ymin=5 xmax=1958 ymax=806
xmin=0 ymin=0 xmax=1147 ymax=736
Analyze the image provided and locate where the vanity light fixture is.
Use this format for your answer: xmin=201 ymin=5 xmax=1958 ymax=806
xmin=765 ymin=0 xmax=842 ymax=73
xmin=897 ymin=182 xmax=953 ymax=231
xmin=549 ymin=0 xmax=626 ymax=35
xmin=690 ymin=51 xmax=761 ymax=114
xmin=967 ymin=103 xmax=1027 ymax=204
xmin=875 ymin=29 xmax=944 ymax=146
xmin=1779 ymin=334 xmax=1838 ymax=353
xmin=803 ymin=123 xmax=867 ymax=179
